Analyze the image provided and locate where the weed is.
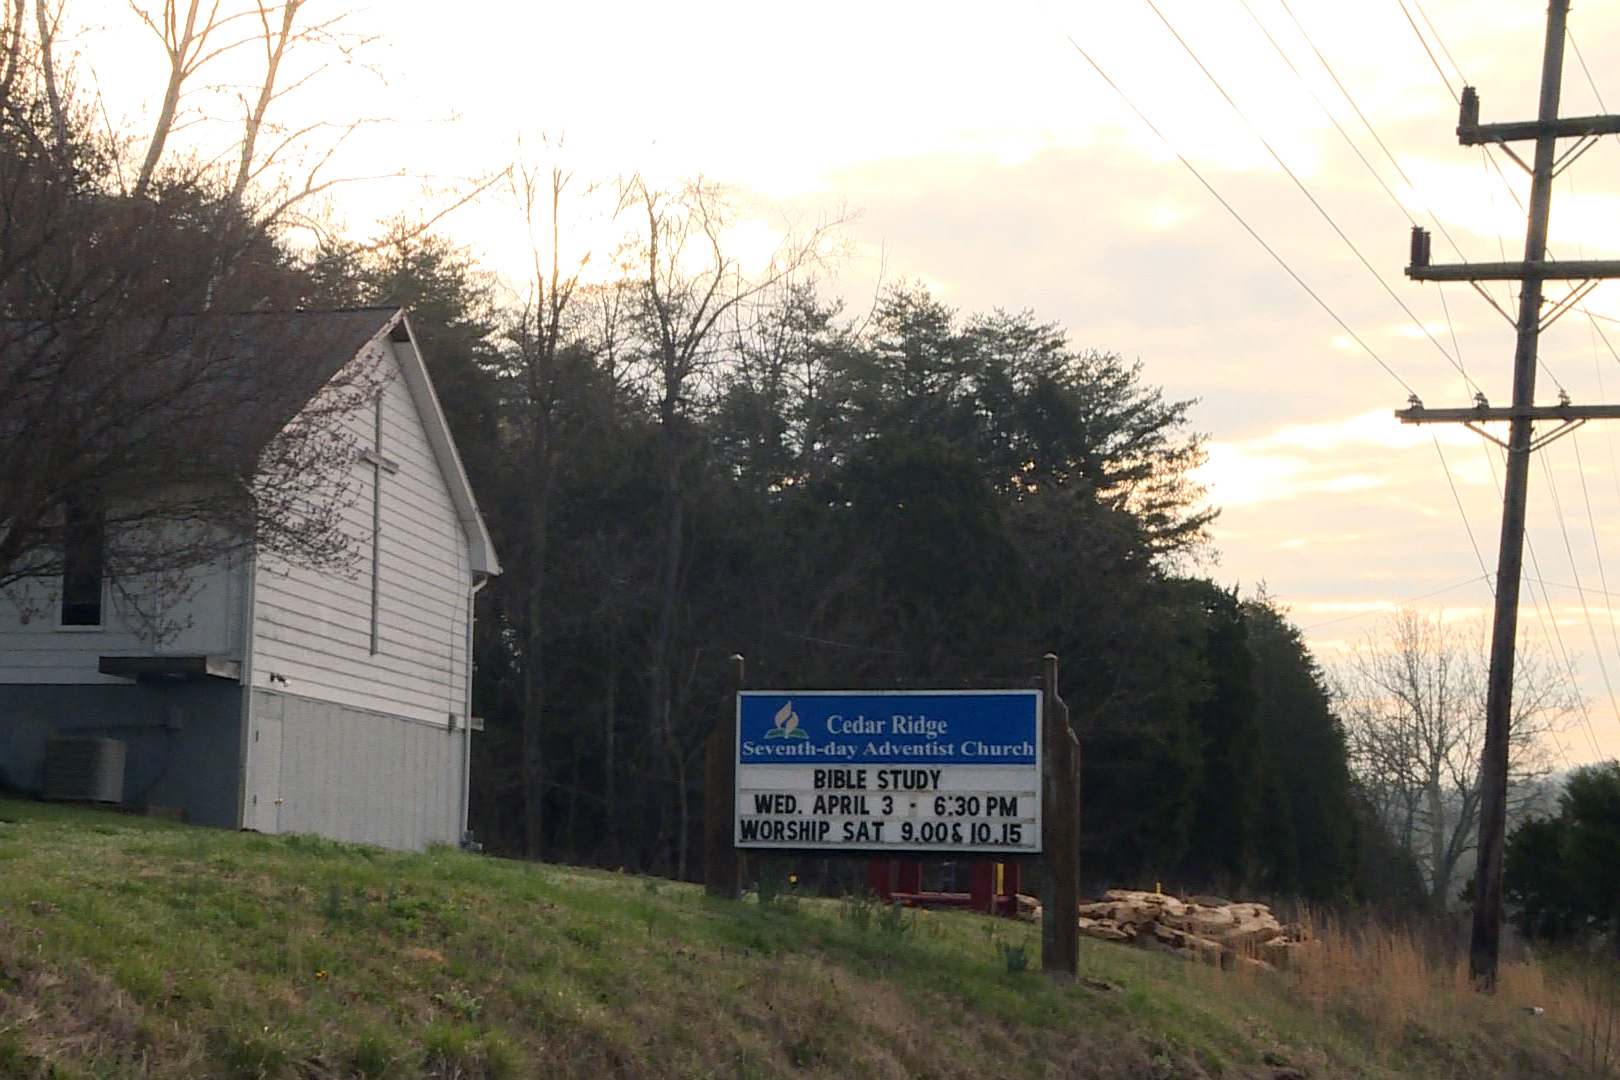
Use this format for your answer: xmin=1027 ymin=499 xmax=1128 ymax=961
xmin=433 ymin=986 xmax=484 ymax=1022
xmin=383 ymin=888 xmax=443 ymax=932
xmin=0 ymin=1030 xmax=32 ymax=1076
xmin=322 ymin=882 xmax=344 ymax=922
xmin=785 ymin=1032 xmax=825 ymax=1068
xmin=422 ymin=1020 xmax=482 ymax=1077
xmin=1001 ymin=943 xmax=1030 ymax=974
xmin=840 ymin=892 xmax=918 ymax=939
xmin=483 ymin=1031 xmax=521 ymax=1079
xmin=840 ymin=892 xmax=876 ymax=933
xmin=112 ymin=953 xmax=165 ymax=1001
xmin=876 ymin=900 xmax=915 ymax=939
xmin=346 ymin=1027 xmax=401 ymax=1079
xmin=214 ymin=1023 xmax=294 ymax=1080
xmin=755 ymin=862 xmax=800 ymax=912
xmin=762 ymin=890 xmax=799 ymax=915
xmin=564 ymin=924 xmax=603 ymax=951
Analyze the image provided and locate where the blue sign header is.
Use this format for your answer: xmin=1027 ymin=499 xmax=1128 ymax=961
xmin=737 ymin=690 xmax=1041 ymax=766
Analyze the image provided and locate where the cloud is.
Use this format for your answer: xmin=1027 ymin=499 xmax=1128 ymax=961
xmin=1190 ymin=410 xmax=1483 ymax=506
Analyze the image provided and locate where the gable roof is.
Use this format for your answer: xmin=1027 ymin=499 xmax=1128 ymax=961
xmin=202 ymin=306 xmax=499 ymax=578
xmin=383 ymin=311 xmax=500 ymax=578
xmin=209 ymin=307 xmax=415 ymax=458
xmin=8 ymin=307 xmax=403 ymax=480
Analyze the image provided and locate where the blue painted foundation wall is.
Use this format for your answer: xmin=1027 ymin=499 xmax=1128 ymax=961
xmin=0 ymin=683 xmax=242 ymax=828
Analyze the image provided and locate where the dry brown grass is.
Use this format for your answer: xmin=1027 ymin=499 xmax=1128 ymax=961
xmin=1205 ymin=907 xmax=1620 ymax=1078
xmin=1276 ymin=911 xmax=1473 ymax=1038
xmin=1529 ymin=960 xmax=1620 ymax=1079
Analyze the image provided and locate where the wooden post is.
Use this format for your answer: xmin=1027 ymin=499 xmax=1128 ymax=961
xmin=1471 ymin=0 xmax=1565 ymax=991
xmin=704 ymin=654 xmax=744 ymax=898
xmin=1041 ymin=653 xmax=1079 ymax=978
xmin=867 ymin=858 xmax=893 ymax=901
xmin=970 ymin=861 xmax=995 ymax=915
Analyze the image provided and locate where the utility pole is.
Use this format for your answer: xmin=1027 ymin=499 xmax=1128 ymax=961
xmin=1400 ymin=0 xmax=1620 ymax=988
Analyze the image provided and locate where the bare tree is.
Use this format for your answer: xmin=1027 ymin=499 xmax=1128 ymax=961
xmin=616 ymin=175 xmax=847 ymax=878
xmin=1337 ymin=608 xmax=1571 ymax=906
xmin=130 ymin=0 xmax=251 ymax=196
xmin=31 ymin=0 xmax=65 ymax=150
xmin=500 ymin=155 xmax=600 ymax=860
xmin=0 ymin=55 xmax=383 ymax=623
xmin=0 ymin=0 xmax=24 ymax=104
xmin=116 ymin=0 xmax=387 ymax=213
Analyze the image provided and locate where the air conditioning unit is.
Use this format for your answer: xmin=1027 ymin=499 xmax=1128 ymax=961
xmin=42 ymin=736 xmax=126 ymax=803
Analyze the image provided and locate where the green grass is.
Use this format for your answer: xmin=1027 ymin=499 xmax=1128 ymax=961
xmin=0 ymin=799 xmax=1593 ymax=1079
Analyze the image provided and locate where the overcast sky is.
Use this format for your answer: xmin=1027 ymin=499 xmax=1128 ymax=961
xmin=67 ymin=0 xmax=1620 ymax=762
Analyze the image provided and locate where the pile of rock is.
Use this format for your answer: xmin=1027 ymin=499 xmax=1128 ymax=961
xmin=1076 ymin=890 xmax=1312 ymax=970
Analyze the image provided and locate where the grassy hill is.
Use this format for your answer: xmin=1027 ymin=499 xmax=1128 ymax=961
xmin=0 ymin=799 xmax=1604 ymax=1079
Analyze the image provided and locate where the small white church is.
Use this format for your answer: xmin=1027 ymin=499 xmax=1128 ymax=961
xmin=0 ymin=308 xmax=499 ymax=850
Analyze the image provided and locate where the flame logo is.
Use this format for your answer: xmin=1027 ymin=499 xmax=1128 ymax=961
xmin=765 ymin=700 xmax=808 ymax=739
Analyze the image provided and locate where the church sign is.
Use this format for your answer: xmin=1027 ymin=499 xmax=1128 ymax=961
xmin=734 ymin=689 xmax=1042 ymax=853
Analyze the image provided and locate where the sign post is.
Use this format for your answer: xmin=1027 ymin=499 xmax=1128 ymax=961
xmin=703 ymin=654 xmax=744 ymax=898
xmin=1041 ymin=654 xmax=1079 ymax=979
xmin=734 ymin=689 xmax=1042 ymax=855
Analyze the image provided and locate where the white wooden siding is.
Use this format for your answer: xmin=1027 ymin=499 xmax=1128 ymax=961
xmin=250 ymin=340 xmax=472 ymax=728
xmin=0 ymin=551 xmax=244 ymax=684
xmin=247 ymin=688 xmax=461 ymax=848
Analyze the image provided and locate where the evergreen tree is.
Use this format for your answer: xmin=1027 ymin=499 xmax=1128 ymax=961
xmin=1507 ymin=762 xmax=1620 ymax=942
xmin=1243 ymin=595 xmax=1359 ymax=901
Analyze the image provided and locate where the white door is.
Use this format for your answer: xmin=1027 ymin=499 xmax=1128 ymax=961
xmin=248 ymin=695 xmax=284 ymax=833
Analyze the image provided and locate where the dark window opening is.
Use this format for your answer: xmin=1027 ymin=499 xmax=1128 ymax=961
xmin=61 ymin=498 xmax=104 ymax=626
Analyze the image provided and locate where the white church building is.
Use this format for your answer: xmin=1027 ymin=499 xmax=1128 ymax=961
xmin=0 ymin=308 xmax=499 ymax=850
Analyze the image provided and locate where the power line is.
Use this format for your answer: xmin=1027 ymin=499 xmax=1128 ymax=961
xmin=1568 ymin=431 xmax=1620 ymax=685
xmin=1557 ymin=182 xmax=1620 ymax=757
xmin=1538 ymin=449 xmax=1620 ymax=755
xmin=1566 ymin=29 xmax=1610 ymax=113
xmin=1528 ymin=577 xmax=1620 ymax=601
xmin=1299 ymin=574 xmax=1489 ymax=631
xmin=1476 ymin=449 xmax=1604 ymax=766
xmin=1515 ymin=567 xmax=1584 ymax=774
xmin=1043 ymin=0 xmax=1503 ymax=683
xmin=1395 ymin=0 xmax=1459 ymax=103
xmin=1521 ymin=522 xmax=1607 ymax=760
xmin=1232 ymin=0 xmax=1510 ymax=630
xmin=1274 ymin=0 xmax=1472 ymax=262
xmin=1409 ymin=0 xmax=1468 ymax=89
xmin=1242 ymin=0 xmax=1414 ymax=228
xmin=1393 ymin=0 xmax=1529 ymax=321
xmin=1477 ymin=433 xmax=1605 ymax=760
xmin=1040 ymin=3 xmax=1595 ymax=769
xmin=1139 ymin=0 xmax=1475 ymax=390
xmin=1432 ymin=434 xmax=1491 ymax=583
xmin=1252 ymin=0 xmax=1498 ymax=404
xmin=1035 ymin=4 xmax=1418 ymax=395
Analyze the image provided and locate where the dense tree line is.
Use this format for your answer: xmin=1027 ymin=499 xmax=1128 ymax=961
xmin=327 ymin=218 xmax=1382 ymax=902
